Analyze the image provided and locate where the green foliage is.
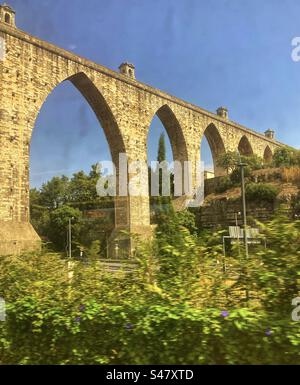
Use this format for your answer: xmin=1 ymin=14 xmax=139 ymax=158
xmin=230 ymin=166 xmax=251 ymax=185
xmin=30 ymin=189 xmax=50 ymax=238
xmin=30 ymin=164 xmax=114 ymax=253
xmin=38 ymin=175 xmax=70 ymax=209
xmin=244 ymin=154 xmax=264 ymax=171
xmin=1 ymin=213 xmax=300 ymax=364
xmin=86 ymin=240 xmax=102 ymax=261
xmin=157 ymin=133 xmax=166 ymax=163
xmin=215 ymin=176 xmax=233 ymax=193
xmin=245 ymin=183 xmax=278 ymax=203
xmin=149 ymin=133 xmax=174 ymax=218
xmin=215 ymin=153 xmax=263 ymax=193
xmin=252 ymin=217 xmax=300 ymax=314
xmin=217 ymin=152 xmax=263 ymax=176
xmin=216 ymin=151 xmax=238 ymax=175
xmin=292 ymin=192 xmax=300 ymax=216
xmin=48 ymin=206 xmax=82 ymax=251
xmin=273 ymin=147 xmax=300 ymax=168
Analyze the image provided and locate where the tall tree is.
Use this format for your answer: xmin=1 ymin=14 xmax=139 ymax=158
xmin=155 ymin=132 xmax=172 ymax=213
xmin=157 ymin=133 xmax=166 ymax=163
xmin=39 ymin=175 xmax=69 ymax=209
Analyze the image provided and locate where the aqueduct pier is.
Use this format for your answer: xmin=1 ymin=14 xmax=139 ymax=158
xmin=0 ymin=4 xmax=282 ymax=255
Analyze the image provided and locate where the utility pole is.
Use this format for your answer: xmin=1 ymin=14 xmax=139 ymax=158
xmin=236 ymin=151 xmax=250 ymax=304
xmin=68 ymin=217 xmax=74 ymax=259
xmin=235 ymin=211 xmax=242 ymax=257
xmin=236 ymin=152 xmax=249 ymax=259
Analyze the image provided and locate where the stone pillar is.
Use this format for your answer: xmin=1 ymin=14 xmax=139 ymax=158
xmin=109 ymin=151 xmax=153 ymax=258
xmin=0 ymin=95 xmax=40 ymax=256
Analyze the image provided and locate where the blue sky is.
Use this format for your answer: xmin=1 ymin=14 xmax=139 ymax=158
xmin=7 ymin=0 xmax=300 ymax=187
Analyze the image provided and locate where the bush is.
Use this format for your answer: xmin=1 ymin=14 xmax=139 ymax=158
xmin=245 ymin=183 xmax=278 ymax=203
xmin=1 ymin=216 xmax=300 ymax=364
xmin=215 ymin=176 xmax=233 ymax=193
xmin=48 ymin=205 xmax=82 ymax=250
xmin=244 ymin=154 xmax=264 ymax=171
xmin=292 ymin=192 xmax=300 ymax=216
xmin=217 ymin=153 xmax=264 ymax=176
xmin=216 ymin=151 xmax=239 ymax=175
xmin=230 ymin=166 xmax=251 ymax=185
xmin=273 ymin=147 xmax=299 ymax=168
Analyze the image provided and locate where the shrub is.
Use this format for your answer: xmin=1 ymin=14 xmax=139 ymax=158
xmin=230 ymin=166 xmax=251 ymax=185
xmin=1 ymin=216 xmax=300 ymax=364
xmin=273 ymin=147 xmax=299 ymax=168
xmin=217 ymin=153 xmax=264 ymax=176
xmin=216 ymin=151 xmax=239 ymax=175
xmin=291 ymin=193 xmax=300 ymax=216
xmin=48 ymin=205 xmax=82 ymax=250
xmin=243 ymin=154 xmax=264 ymax=171
xmin=215 ymin=176 xmax=233 ymax=193
xmin=245 ymin=183 xmax=278 ymax=203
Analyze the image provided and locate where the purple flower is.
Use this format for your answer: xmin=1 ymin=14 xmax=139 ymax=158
xmin=221 ymin=311 xmax=229 ymax=318
xmin=265 ymin=328 xmax=272 ymax=336
xmin=75 ymin=316 xmax=81 ymax=323
xmin=79 ymin=304 xmax=86 ymax=312
xmin=125 ymin=323 xmax=134 ymax=330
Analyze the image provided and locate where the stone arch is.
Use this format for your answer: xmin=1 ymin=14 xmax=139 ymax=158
xmin=31 ymin=72 xmax=126 ymax=166
xmin=146 ymin=104 xmax=189 ymax=212
xmin=149 ymin=104 xmax=189 ymax=164
xmin=29 ymin=72 xmax=129 ymax=231
xmin=238 ymin=135 xmax=254 ymax=156
xmin=263 ymin=145 xmax=273 ymax=164
xmin=201 ymin=123 xmax=226 ymax=176
xmin=4 ymin=13 xmax=10 ymax=23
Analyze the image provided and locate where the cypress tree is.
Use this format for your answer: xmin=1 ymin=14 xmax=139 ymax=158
xmin=157 ymin=133 xmax=166 ymax=163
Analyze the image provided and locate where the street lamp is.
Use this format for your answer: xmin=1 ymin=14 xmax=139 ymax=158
xmin=236 ymin=151 xmax=249 ymax=259
xmin=68 ymin=217 xmax=74 ymax=259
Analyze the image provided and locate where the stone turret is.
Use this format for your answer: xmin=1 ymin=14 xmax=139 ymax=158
xmin=119 ymin=62 xmax=135 ymax=79
xmin=216 ymin=106 xmax=228 ymax=120
xmin=0 ymin=3 xmax=16 ymax=27
xmin=264 ymin=129 xmax=275 ymax=140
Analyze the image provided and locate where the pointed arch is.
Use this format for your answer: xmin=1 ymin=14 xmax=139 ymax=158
xmin=201 ymin=123 xmax=226 ymax=176
xmin=31 ymin=72 xmax=126 ymax=166
xmin=263 ymin=145 xmax=273 ymax=163
xmin=146 ymin=105 xmax=189 ymax=217
xmin=238 ymin=135 xmax=254 ymax=156
xmin=30 ymin=72 xmax=129 ymax=230
xmin=149 ymin=104 xmax=189 ymax=163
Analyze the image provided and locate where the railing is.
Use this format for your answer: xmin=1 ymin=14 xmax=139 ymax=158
xmin=222 ymin=226 xmax=266 ymax=272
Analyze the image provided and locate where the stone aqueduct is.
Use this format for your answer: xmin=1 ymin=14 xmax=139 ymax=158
xmin=0 ymin=4 xmax=282 ymax=255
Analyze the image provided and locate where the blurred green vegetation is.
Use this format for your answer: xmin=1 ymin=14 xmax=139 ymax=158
xmin=1 ymin=211 xmax=300 ymax=364
xmin=245 ymin=183 xmax=279 ymax=203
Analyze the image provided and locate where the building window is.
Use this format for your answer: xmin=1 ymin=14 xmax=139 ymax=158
xmin=4 ymin=13 xmax=10 ymax=24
